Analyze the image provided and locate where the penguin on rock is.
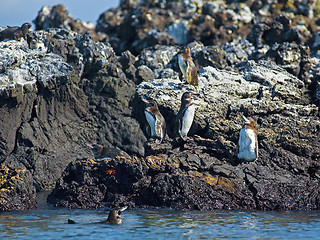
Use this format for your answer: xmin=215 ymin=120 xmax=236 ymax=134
xmin=176 ymin=92 xmax=198 ymax=141
xmin=236 ymin=116 xmax=258 ymax=162
xmin=178 ymin=46 xmax=199 ymax=90
xmin=142 ymin=98 xmax=166 ymax=144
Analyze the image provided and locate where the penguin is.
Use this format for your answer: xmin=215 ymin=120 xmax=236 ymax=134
xmin=101 ymin=206 xmax=127 ymax=224
xmin=176 ymin=92 xmax=198 ymax=141
xmin=178 ymin=46 xmax=199 ymax=89
xmin=142 ymin=98 xmax=166 ymax=144
xmin=236 ymin=116 xmax=258 ymax=162
xmin=67 ymin=206 xmax=127 ymax=225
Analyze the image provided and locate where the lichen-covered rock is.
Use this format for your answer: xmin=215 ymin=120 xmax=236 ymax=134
xmin=0 ymin=165 xmax=36 ymax=211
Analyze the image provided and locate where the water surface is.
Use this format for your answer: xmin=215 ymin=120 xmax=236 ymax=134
xmin=1 ymin=193 xmax=320 ymax=239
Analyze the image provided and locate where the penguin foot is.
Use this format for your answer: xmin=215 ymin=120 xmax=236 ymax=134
xmin=180 ymin=136 xmax=188 ymax=142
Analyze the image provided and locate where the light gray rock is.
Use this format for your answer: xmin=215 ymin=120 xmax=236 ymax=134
xmin=0 ymin=39 xmax=71 ymax=93
xmin=135 ymin=46 xmax=318 ymax=141
xmin=165 ymin=20 xmax=189 ymax=45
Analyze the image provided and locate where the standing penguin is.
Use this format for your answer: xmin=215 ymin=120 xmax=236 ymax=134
xmin=178 ymin=46 xmax=199 ymax=89
xmin=237 ymin=116 xmax=258 ymax=162
xmin=142 ymin=98 xmax=166 ymax=144
xmin=176 ymin=92 xmax=198 ymax=141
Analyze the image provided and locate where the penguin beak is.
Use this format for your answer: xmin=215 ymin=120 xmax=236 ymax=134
xmin=86 ymin=144 xmax=93 ymax=149
xmin=118 ymin=206 xmax=128 ymax=215
xmin=242 ymin=116 xmax=250 ymax=124
xmin=142 ymin=98 xmax=150 ymax=106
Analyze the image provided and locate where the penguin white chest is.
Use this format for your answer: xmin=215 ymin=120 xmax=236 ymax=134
xmin=237 ymin=128 xmax=257 ymax=161
xmin=145 ymin=111 xmax=156 ymax=136
xmin=180 ymin=105 xmax=195 ymax=136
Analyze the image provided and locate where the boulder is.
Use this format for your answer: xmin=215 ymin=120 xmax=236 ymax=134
xmin=0 ymin=165 xmax=36 ymax=211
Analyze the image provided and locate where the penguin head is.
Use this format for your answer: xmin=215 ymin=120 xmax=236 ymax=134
xmin=87 ymin=144 xmax=104 ymax=158
xmin=142 ymin=98 xmax=159 ymax=112
xmin=242 ymin=116 xmax=256 ymax=130
xmin=22 ymin=22 xmax=32 ymax=30
xmin=180 ymin=46 xmax=191 ymax=59
xmin=181 ymin=92 xmax=198 ymax=104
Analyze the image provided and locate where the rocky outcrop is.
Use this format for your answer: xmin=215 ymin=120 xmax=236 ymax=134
xmin=48 ymin=42 xmax=320 ymax=211
xmin=0 ymin=165 xmax=36 ymax=211
xmin=95 ymin=0 xmax=255 ymax=54
xmin=33 ymin=4 xmax=105 ymax=42
xmin=2 ymin=1 xmax=320 ymax=211
xmin=0 ymin=28 xmax=146 ymax=195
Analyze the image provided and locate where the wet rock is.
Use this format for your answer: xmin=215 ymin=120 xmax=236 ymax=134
xmin=47 ymin=154 xmax=256 ymax=210
xmin=0 ymin=165 xmax=36 ymax=211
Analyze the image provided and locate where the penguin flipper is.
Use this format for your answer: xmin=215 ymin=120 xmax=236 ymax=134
xmin=189 ymin=61 xmax=198 ymax=86
xmin=177 ymin=107 xmax=189 ymax=141
xmin=155 ymin=115 xmax=166 ymax=143
xmin=255 ymin=136 xmax=259 ymax=161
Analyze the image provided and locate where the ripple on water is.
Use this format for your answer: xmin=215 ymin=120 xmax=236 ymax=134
xmin=1 ymin=207 xmax=320 ymax=239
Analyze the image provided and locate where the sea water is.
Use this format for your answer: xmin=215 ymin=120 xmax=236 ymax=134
xmin=1 ymin=193 xmax=320 ymax=239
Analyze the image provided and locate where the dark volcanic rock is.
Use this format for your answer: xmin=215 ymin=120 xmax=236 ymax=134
xmin=0 ymin=165 xmax=36 ymax=211
xmin=48 ymin=147 xmax=257 ymax=210
xmin=33 ymin=5 xmax=105 ymax=42
xmin=48 ymin=42 xmax=320 ymax=211
xmin=34 ymin=5 xmax=94 ymax=34
xmin=247 ymin=15 xmax=312 ymax=47
xmin=96 ymin=0 xmax=254 ymax=54
xmin=3 ymin=1 xmax=320 ymax=212
xmin=0 ymin=28 xmax=145 ymax=194
xmin=264 ymin=42 xmax=312 ymax=84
